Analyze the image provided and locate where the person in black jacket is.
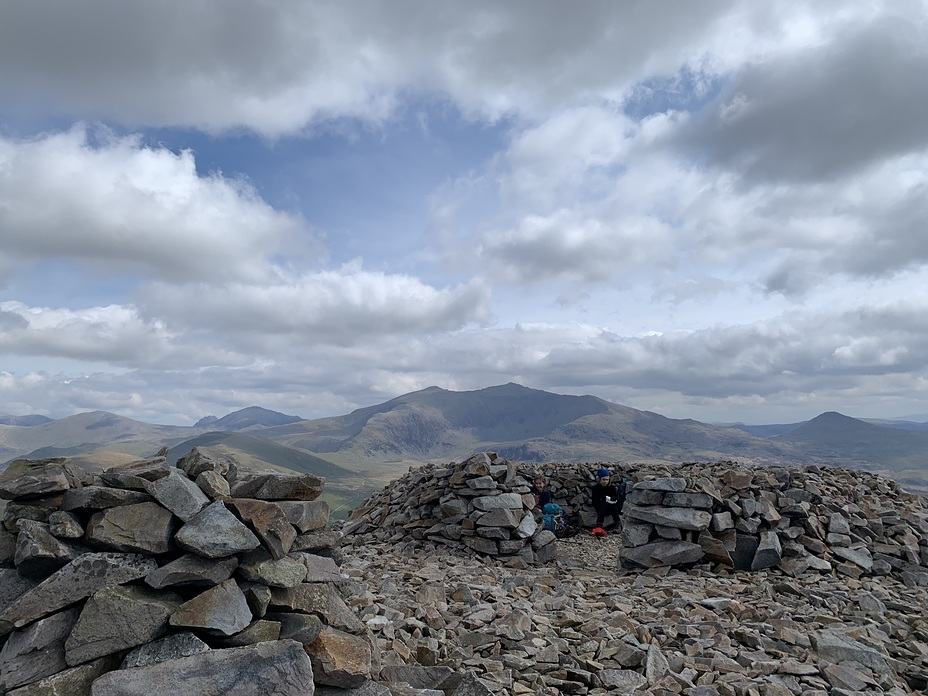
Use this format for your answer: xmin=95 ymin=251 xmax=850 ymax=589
xmin=591 ymin=468 xmax=625 ymax=530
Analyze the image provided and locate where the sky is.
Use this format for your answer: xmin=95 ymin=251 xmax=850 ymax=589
xmin=2 ymin=1 xmax=928 ymax=426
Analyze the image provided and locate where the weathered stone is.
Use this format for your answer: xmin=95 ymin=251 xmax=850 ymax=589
xmin=810 ymin=629 xmax=892 ymax=672
xmin=121 ymin=631 xmax=210 ymax=669
xmin=0 ymin=570 xmax=37 ymax=615
xmin=475 ymin=507 xmax=521 ymax=528
xmin=90 ymin=640 xmax=315 ymax=696
xmin=176 ymin=447 xmax=234 ymax=478
xmin=306 ymin=628 xmax=372 ymax=687
xmin=169 ymin=578 xmax=253 ymax=636
xmin=86 ymin=502 xmax=175 ymax=554
xmin=599 ymin=669 xmax=647 ymax=690
xmin=698 ymin=532 xmax=734 ymax=566
xmin=145 ymin=468 xmax=210 ymax=522
xmin=238 ymin=548 xmax=307 ymax=587
xmin=465 ymin=476 xmax=496 ymax=490
xmin=750 ymin=530 xmax=782 ymax=570
xmin=174 ymin=501 xmax=261 ymax=558
xmin=0 ymin=527 xmax=15 ymax=563
xmin=60 ymin=486 xmax=152 ymax=511
xmin=65 ymin=585 xmax=181 ymax=665
xmin=99 ymin=458 xmax=170 ymax=490
xmin=270 ymin=583 xmax=364 ymax=633
xmin=290 ymin=552 xmax=343 ymax=583
xmin=14 ymin=520 xmax=82 ymax=578
xmin=214 ymin=619 xmax=282 ymax=647
xmin=471 ymin=493 xmax=523 ymax=511
xmin=46 ymin=511 xmax=83 ymax=539
xmin=0 ymin=460 xmax=82 ymax=500
xmin=621 ymin=540 xmax=704 ymax=568
xmin=266 ymin=611 xmax=324 ymax=645
xmin=514 ymin=512 xmax=537 ymax=539
xmin=240 ymin=582 xmax=272 ymax=617
xmin=3 ymin=498 xmax=61 ymax=532
xmin=5 ymin=655 xmax=119 ymax=696
xmin=145 ymin=553 xmax=239 ymax=588
xmin=832 ymin=545 xmax=874 ymax=571
xmin=292 ymin=529 xmax=342 ymax=553
xmin=0 ymin=608 xmax=80 ymax=691
xmin=621 ymin=521 xmax=653 ymax=547
xmin=228 ymin=470 xmax=324 ymax=501
xmin=226 ymin=498 xmax=296 ymax=559
xmin=634 ymin=477 xmax=686 ymax=492
xmin=662 ymin=492 xmax=714 ymax=508
xmin=0 ymin=553 xmax=157 ymax=635
xmin=276 ymin=500 xmax=330 ymax=533
xmin=625 ymin=504 xmax=711 ymax=531
xmin=731 ymin=533 xmax=760 ymax=571
xmin=195 ymin=470 xmax=230 ymax=500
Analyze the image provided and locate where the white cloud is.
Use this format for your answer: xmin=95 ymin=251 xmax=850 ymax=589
xmin=0 ymin=127 xmax=307 ymax=283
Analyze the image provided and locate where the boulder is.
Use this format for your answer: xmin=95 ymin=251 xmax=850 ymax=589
xmin=306 ymin=627 xmax=372 ymax=688
xmin=0 ymin=607 xmax=80 ymax=691
xmin=169 ymin=579 xmax=253 ymax=636
xmin=85 ymin=502 xmax=175 ymax=554
xmin=145 ymin=469 xmax=210 ymax=522
xmin=625 ymin=504 xmax=711 ymax=531
xmin=226 ymin=499 xmax=296 ymax=559
xmin=227 ymin=471 xmax=324 ymax=501
xmin=276 ymin=500 xmax=330 ymax=533
xmin=145 ymin=553 xmax=239 ymax=589
xmin=121 ymin=631 xmax=210 ymax=669
xmin=174 ymin=501 xmax=261 ymax=558
xmin=60 ymin=486 xmax=151 ymax=511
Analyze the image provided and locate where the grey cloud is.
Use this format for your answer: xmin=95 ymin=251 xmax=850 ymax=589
xmin=674 ymin=12 xmax=928 ymax=183
xmin=0 ymin=0 xmax=738 ymax=134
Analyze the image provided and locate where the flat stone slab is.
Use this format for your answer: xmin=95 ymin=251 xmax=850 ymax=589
xmin=625 ymin=504 xmax=711 ymax=531
xmin=145 ymin=553 xmax=239 ymax=589
xmin=86 ymin=502 xmax=175 ymax=554
xmin=621 ymin=540 xmax=704 ymax=568
xmin=0 ymin=553 xmax=158 ymax=635
xmin=306 ymin=627 xmax=372 ymax=688
xmin=169 ymin=579 xmax=252 ymax=636
xmin=228 ymin=471 xmax=324 ymax=501
xmin=60 ymin=486 xmax=151 ymax=511
xmin=145 ymin=469 xmax=210 ymax=522
xmin=65 ymin=585 xmax=181 ymax=665
xmin=633 ymin=477 xmax=686 ymax=492
xmin=270 ymin=583 xmax=364 ymax=633
xmin=0 ymin=459 xmax=84 ymax=500
xmin=226 ymin=499 xmax=296 ymax=559
xmin=276 ymin=500 xmax=330 ymax=533
xmin=121 ymin=631 xmax=210 ymax=669
xmin=100 ymin=458 xmax=170 ymax=490
xmin=0 ymin=607 xmax=80 ymax=691
xmin=175 ymin=501 xmax=261 ymax=558
xmin=89 ymin=640 xmax=315 ymax=696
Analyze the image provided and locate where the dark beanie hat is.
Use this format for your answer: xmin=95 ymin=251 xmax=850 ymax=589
xmin=596 ymin=468 xmax=610 ymax=478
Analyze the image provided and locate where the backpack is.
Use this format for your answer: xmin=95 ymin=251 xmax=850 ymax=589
xmin=541 ymin=503 xmax=572 ymax=538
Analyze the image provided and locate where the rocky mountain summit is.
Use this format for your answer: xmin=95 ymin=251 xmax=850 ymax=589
xmin=340 ymin=453 xmax=928 ymax=694
xmin=2 ymin=449 xmax=928 ymax=694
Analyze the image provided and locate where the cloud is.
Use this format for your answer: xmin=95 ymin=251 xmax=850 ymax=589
xmin=0 ymin=1 xmax=752 ymax=135
xmin=673 ymin=10 xmax=928 ymax=183
xmin=0 ymin=127 xmax=307 ymax=283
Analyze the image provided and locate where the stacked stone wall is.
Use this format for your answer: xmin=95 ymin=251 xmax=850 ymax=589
xmin=345 ymin=454 xmax=928 ymax=583
xmin=0 ymin=449 xmax=499 ymax=695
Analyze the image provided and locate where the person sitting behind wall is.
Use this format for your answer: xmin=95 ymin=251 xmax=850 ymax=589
xmin=591 ymin=468 xmax=624 ymax=531
xmin=530 ymin=475 xmax=552 ymax=509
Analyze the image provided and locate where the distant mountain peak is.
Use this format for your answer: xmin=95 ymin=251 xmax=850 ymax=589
xmin=208 ymin=406 xmax=303 ymax=431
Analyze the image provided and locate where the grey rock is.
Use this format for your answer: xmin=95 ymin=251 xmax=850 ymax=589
xmin=475 ymin=508 xmax=520 ymax=528
xmin=471 ymin=493 xmax=523 ymax=511
xmin=625 ymin=503 xmax=711 ymax=531
xmin=65 ymin=585 xmax=181 ymax=665
xmin=306 ymin=627 xmax=372 ymax=687
xmin=290 ymin=551 xmax=343 ymax=583
xmin=0 ymin=527 xmax=15 ymax=564
xmin=214 ymin=619 xmax=282 ymax=647
xmin=514 ymin=512 xmax=537 ymax=539
xmin=174 ymin=501 xmax=261 ymax=558
xmin=662 ymin=492 xmax=714 ymax=508
xmin=121 ymin=631 xmax=210 ymax=669
xmin=634 ymin=477 xmax=686 ymax=492
xmin=4 ymin=655 xmax=119 ymax=696
xmin=145 ymin=468 xmax=210 ymax=522
xmin=99 ymin=458 xmax=170 ymax=490
xmin=145 ymin=553 xmax=239 ymax=588
xmin=169 ymin=578 xmax=253 ymax=636
xmin=195 ymin=470 xmax=230 ymax=500
xmin=47 ymin=511 xmax=83 ymax=539
xmin=240 ymin=581 xmax=272 ymax=617
xmin=0 ymin=553 xmax=157 ymax=635
xmin=270 ymin=582 xmax=364 ymax=633
xmin=276 ymin=500 xmax=330 ymax=533
xmin=622 ymin=540 xmax=704 ymax=568
xmin=60 ymin=486 xmax=151 ymax=511
xmin=227 ymin=470 xmax=324 ymax=501
xmin=811 ymin=629 xmax=892 ymax=671
xmin=598 ymin=668 xmax=647 ymax=690
xmin=226 ymin=498 xmax=296 ymax=559
xmin=750 ymin=530 xmax=782 ymax=570
xmin=266 ymin=611 xmax=324 ymax=645
xmin=90 ymin=640 xmax=315 ymax=696
xmin=0 ymin=459 xmax=82 ymax=500
xmin=85 ymin=502 xmax=175 ymax=554
xmin=0 ymin=570 xmax=37 ymax=615
xmin=0 ymin=607 xmax=80 ymax=691
xmin=14 ymin=520 xmax=82 ymax=578
xmin=176 ymin=447 xmax=234 ymax=478
xmin=315 ymin=682 xmax=390 ymax=696
xmin=833 ymin=545 xmax=874 ymax=571
xmin=238 ymin=548 xmax=307 ymax=587
xmin=292 ymin=529 xmax=342 ymax=553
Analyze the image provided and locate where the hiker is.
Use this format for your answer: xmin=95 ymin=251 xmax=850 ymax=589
xmin=530 ymin=474 xmax=552 ymax=509
xmin=591 ymin=468 xmax=624 ymax=531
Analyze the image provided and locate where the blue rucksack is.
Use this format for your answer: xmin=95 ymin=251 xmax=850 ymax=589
xmin=541 ymin=503 xmax=570 ymax=537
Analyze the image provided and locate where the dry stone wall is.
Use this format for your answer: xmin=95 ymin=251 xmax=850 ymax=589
xmin=343 ymin=454 xmax=928 ymax=585
xmin=0 ymin=450 xmax=493 ymax=696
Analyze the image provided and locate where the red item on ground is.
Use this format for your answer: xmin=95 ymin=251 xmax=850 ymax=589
xmin=591 ymin=527 xmax=607 ymax=537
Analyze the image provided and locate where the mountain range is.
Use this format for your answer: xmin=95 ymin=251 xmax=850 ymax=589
xmin=2 ymin=383 xmax=927 ymax=494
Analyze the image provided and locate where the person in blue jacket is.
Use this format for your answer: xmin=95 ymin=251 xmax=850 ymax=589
xmin=591 ymin=468 xmax=625 ymax=530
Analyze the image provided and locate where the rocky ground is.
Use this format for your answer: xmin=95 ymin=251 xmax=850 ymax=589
xmin=339 ymin=526 xmax=928 ymax=695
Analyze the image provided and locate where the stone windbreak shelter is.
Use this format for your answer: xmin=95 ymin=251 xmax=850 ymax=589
xmin=345 ymin=452 xmax=928 ymax=582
